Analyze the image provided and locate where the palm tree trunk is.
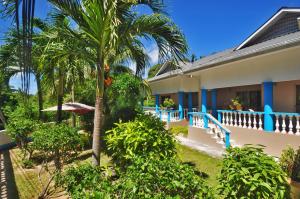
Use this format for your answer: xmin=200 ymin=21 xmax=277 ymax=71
xmin=56 ymin=68 xmax=64 ymax=124
xmin=36 ymin=72 xmax=44 ymax=121
xmin=92 ymin=59 xmax=105 ymax=166
xmin=71 ymin=83 xmax=76 ymax=127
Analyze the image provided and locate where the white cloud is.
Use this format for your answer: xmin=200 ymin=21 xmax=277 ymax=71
xmin=147 ymin=44 xmax=159 ymax=65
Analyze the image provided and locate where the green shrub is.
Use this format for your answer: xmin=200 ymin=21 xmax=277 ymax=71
xmin=279 ymin=146 xmax=295 ymax=178
xmin=56 ymin=164 xmax=113 ymax=199
xmin=170 ymin=126 xmax=188 ymax=136
xmin=21 ymin=159 xmax=34 ymax=169
xmin=115 ymin=157 xmax=214 ymax=199
xmin=161 ymin=98 xmax=175 ymax=109
xmin=105 ymin=114 xmax=176 ymax=167
xmin=218 ymin=146 xmax=290 ymax=199
xmin=32 ymin=124 xmax=82 ymax=170
xmin=291 ymin=147 xmax=300 ymax=182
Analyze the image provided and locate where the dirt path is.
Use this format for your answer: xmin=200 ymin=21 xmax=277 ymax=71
xmin=0 ymin=150 xmax=19 ymax=199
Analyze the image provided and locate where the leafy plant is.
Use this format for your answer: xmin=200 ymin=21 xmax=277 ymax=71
xmin=115 ymin=157 xmax=214 ymax=199
xmin=105 ymin=114 xmax=177 ymax=167
xmin=162 ymin=98 xmax=175 ymax=109
xmin=291 ymin=147 xmax=300 ymax=182
xmin=32 ymin=123 xmax=82 ymax=170
xmin=218 ymin=146 xmax=290 ymax=199
xmin=170 ymin=125 xmax=188 ymax=136
xmin=229 ymin=96 xmax=243 ymax=110
xmin=279 ymin=146 xmax=296 ymax=178
xmin=56 ymin=164 xmax=113 ymax=199
xmin=6 ymin=118 xmax=37 ymax=160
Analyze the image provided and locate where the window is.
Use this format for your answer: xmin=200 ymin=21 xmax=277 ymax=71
xmin=296 ymin=86 xmax=300 ymax=112
xmin=236 ymin=90 xmax=261 ymax=111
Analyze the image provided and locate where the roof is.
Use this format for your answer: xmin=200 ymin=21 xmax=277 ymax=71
xmin=148 ymin=7 xmax=300 ymax=83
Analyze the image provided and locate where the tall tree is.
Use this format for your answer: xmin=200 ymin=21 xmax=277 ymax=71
xmin=49 ymin=0 xmax=188 ymax=166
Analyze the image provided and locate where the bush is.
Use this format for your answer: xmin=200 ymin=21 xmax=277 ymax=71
xmin=170 ymin=126 xmax=188 ymax=136
xmin=115 ymin=157 xmax=214 ymax=199
xmin=32 ymin=123 xmax=82 ymax=170
xmin=218 ymin=146 xmax=290 ymax=199
xmin=161 ymin=98 xmax=175 ymax=109
xmin=56 ymin=164 xmax=113 ymax=199
xmin=279 ymin=146 xmax=295 ymax=178
xmin=105 ymin=114 xmax=176 ymax=167
xmin=291 ymin=147 xmax=300 ymax=182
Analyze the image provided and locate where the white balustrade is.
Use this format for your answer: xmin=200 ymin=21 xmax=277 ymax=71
xmin=274 ymin=113 xmax=300 ymax=135
xmin=218 ymin=110 xmax=264 ymax=131
xmin=170 ymin=111 xmax=180 ymax=122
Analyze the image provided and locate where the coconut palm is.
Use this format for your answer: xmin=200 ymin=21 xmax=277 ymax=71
xmin=49 ymin=0 xmax=188 ymax=166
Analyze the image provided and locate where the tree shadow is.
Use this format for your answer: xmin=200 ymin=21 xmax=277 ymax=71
xmin=183 ymin=161 xmax=209 ymax=179
xmin=0 ymin=150 xmax=19 ymax=199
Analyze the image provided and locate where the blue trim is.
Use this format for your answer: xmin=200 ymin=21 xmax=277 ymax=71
xmin=201 ymin=89 xmax=208 ymax=128
xmin=178 ymin=91 xmax=184 ymax=119
xmin=167 ymin=111 xmax=171 ymax=123
xmin=217 ymin=111 xmax=222 ymax=123
xmin=211 ymin=89 xmax=217 ymax=118
xmin=264 ymin=82 xmax=274 ymax=132
xmin=188 ymin=92 xmax=193 ymax=112
xmin=155 ymin=94 xmax=160 ymax=113
xmin=225 ymin=132 xmax=230 ymax=149
xmin=189 ymin=114 xmax=193 ymax=125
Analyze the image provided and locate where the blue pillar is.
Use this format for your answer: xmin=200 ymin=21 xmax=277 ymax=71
xmin=201 ymin=89 xmax=208 ymax=128
xmin=188 ymin=92 xmax=193 ymax=112
xmin=212 ymin=89 xmax=217 ymax=118
xmin=178 ymin=91 xmax=184 ymax=119
xmin=201 ymin=89 xmax=207 ymax=113
xmin=155 ymin=94 xmax=160 ymax=113
xmin=264 ymin=82 xmax=274 ymax=132
xmin=218 ymin=111 xmax=222 ymax=123
xmin=225 ymin=132 xmax=230 ymax=149
xmin=189 ymin=114 xmax=193 ymax=126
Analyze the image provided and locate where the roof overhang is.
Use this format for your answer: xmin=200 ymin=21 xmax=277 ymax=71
xmin=236 ymin=8 xmax=300 ymax=50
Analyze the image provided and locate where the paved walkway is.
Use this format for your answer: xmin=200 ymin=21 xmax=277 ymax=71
xmin=0 ymin=151 xmax=19 ymax=199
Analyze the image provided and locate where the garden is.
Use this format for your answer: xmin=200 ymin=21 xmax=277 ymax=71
xmin=0 ymin=0 xmax=299 ymax=199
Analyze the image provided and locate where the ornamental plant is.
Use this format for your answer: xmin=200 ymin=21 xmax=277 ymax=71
xmin=218 ymin=146 xmax=290 ymax=199
xmin=291 ymin=147 xmax=300 ymax=182
xmin=162 ymin=98 xmax=175 ymax=109
xmin=279 ymin=146 xmax=296 ymax=178
xmin=115 ymin=157 xmax=215 ymax=199
xmin=105 ymin=114 xmax=177 ymax=167
xmin=32 ymin=123 xmax=82 ymax=170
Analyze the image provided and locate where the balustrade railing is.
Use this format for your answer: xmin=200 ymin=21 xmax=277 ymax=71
xmin=217 ymin=110 xmax=264 ymax=130
xmin=188 ymin=112 xmax=231 ymax=148
xmin=274 ymin=112 xmax=300 ymax=135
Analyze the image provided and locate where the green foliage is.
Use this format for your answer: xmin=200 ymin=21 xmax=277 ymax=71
xmin=218 ymin=146 xmax=290 ymax=199
xmin=56 ymin=164 xmax=113 ymax=199
xmin=105 ymin=114 xmax=177 ymax=167
xmin=6 ymin=118 xmax=37 ymax=161
xmin=32 ymin=123 xmax=82 ymax=170
xmin=21 ymin=159 xmax=34 ymax=169
xmin=291 ymin=147 xmax=300 ymax=182
xmin=116 ymin=157 xmax=214 ymax=199
xmin=229 ymin=96 xmax=243 ymax=110
xmin=148 ymin=63 xmax=162 ymax=78
xmin=143 ymin=96 xmax=155 ymax=107
xmin=170 ymin=126 xmax=188 ymax=136
xmin=280 ymin=146 xmax=296 ymax=178
xmin=161 ymin=98 xmax=175 ymax=109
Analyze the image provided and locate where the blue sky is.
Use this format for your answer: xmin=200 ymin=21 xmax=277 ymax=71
xmin=2 ymin=0 xmax=300 ymax=94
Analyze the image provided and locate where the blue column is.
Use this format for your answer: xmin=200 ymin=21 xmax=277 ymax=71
xmin=188 ymin=92 xmax=193 ymax=112
xmin=201 ymin=89 xmax=208 ymax=128
xmin=264 ymin=82 xmax=274 ymax=132
xmin=178 ymin=91 xmax=184 ymax=119
xmin=218 ymin=111 xmax=222 ymax=123
xmin=155 ymin=94 xmax=160 ymax=113
xmin=201 ymin=89 xmax=207 ymax=113
xmin=225 ymin=132 xmax=231 ymax=149
xmin=212 ymin=89 xmax=217 ymax=118
xmin=189 ymin=114 xmax=193 ymax=126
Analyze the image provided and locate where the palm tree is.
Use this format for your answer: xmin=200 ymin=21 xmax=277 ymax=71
xmin=49 ymin=0 xmax=187 ymax=166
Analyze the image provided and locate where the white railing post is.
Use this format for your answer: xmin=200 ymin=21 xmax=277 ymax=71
xmin=238 ymin=112 xmax=242 ymax=128
xmin=222 ymin=112 xmax=225 ymax=125
xmin=275 ymin=115 xmax=280 ymax=133
xmin=253 ymin=113 xmax=257 ymax=130
xmin=296 ymin=116 xmax=300 ymax=136
xmin=234 ymin=112 xmax=238 ymax=127
xmin=282 ymin=115 xmax=287 ymax=134
xmin=226 ymin=112 xmax=229 ymax=125
xmin=247 ymin=113 xmax=252 ymax=129
xmin=288 ymin=116 xmax=294 ymax=135
xmin=258 ymin=114 xmax=263 ymax=130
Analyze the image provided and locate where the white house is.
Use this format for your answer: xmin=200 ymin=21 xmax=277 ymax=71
xmin=146 ymin=7 xmax=300 ymax=156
